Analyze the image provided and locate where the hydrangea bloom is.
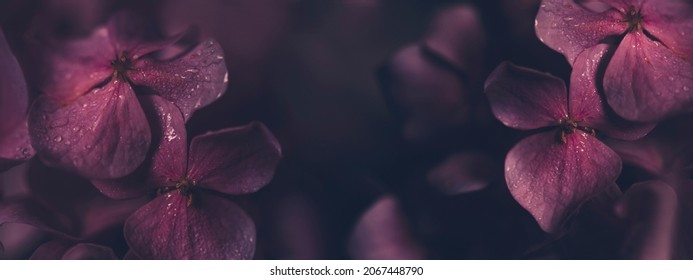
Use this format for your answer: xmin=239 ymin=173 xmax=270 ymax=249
xmin=536 ymin=0 xmax=693 ymax=121
xmin=120 ymin=99 xmax=281 ymax=259
xmin=0 ymin=29 xmax=34 ymax=171
xmin=484 ymin=46 xmax=653 ymax=232
xmin=28 ymin=13 xmax=228 ymax=179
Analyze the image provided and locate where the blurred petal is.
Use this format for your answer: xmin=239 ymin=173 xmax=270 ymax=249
xmin=485 ymin=62 xmax=568 ymax=130
xmin=90 ymin=171 xmax=149 ymax=200
xmin=40 ymin=27 xmax=114 ymax=100
xmin=505 ymin=131 xmax=621 ymax=232
xmin=187 ymin=122 xmax=281 ymax=195
xmin=535 ymin=0 xmax=627 ymax=64
xmin=124 ymin=193 xmax=255 ymax=260
xmin=427 ymin=152 xmax=496 ymax=195
xmin=106 ymin=11 xmax=189 ymax=59
xmin=349 ymin=196 xmax=425 ymax=260
xmin=0 ymin=199 xmax=76 ymax=238
xmin=129 ymin=39 xmax=228 ymax=120
xmin=141 ymin=95 xmax=188 ymax=187
xmin=378 ymin=45 xmax=471 ymax=143
xmin=28 ymin=80 xmax=151 ymax=179
xmin=569 ymin=44 xmax=655 ymax=140
xmin=29 ymin=241 xmax=70 ymax=260
xmin=0 ymin=121 xmax=35 ymax=172
xmin=616 ymin=180 xmax=677 ymax=260
xmin=62 ymin=243 xmax=117 ymax=260
xmin=641 ymin=0 xmax=693 ymax=56
xmin=424 ymin=5 xmax=486 ymax=78
xmin=0 ymin=29 xmax=28 ymax=135
xmin=604 ymin=31 xmax=693 ymax=122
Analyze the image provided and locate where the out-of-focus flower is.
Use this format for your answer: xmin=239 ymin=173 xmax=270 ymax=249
xmin=0 ymin=29 xmax=34 ymax=172
xmin=28 ymin=12 xmax=228 ymax=179
xmin=121 ymin=99 xmax=281 ymax=259
xmin=536 ymin=0 xmax=693 ymax=121
xmin=30 ymin=241 xmax=117 ymax=260
xmin=484 ymin=46 xmax=653 ymax=232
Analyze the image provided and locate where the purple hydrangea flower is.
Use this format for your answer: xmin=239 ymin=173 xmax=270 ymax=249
xmin=536 ymin=0 xmax=693 ymax=121
xmin=119 ymin=99 xmax=281 ymax=259
xmin=28 ymin=13 xmax=228 ymax=179
xmin=0 ymin=29 xmax=34 ymax=171
xmin=484 ymin=46 xmax=653 ymax=232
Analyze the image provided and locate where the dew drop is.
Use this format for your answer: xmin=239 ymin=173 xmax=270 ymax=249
xmin=53 ymin=136 xmax=63 ymax=142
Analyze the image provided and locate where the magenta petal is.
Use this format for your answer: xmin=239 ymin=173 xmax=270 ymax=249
xmin=28 ymin=80 xmax=151 ymax=179
xmin=124 ymin=193 xmax=255 ymax=260
xmin=41 ymin=27 xmax=114 ymax=100
xmin=129 ymin=39 xmax=228 ymax=120
xmin=569 ymin=44 xmax=655 ymax=140
xmin=535 ymin=0 xmax=627 ymax=64
xmin=616 ymin=180 xmax=677 ymax=260
xmin=349 ymin=196 xmax=425 ymax=260
xmin=485 ymin=62 xmax=568 ymax=130
xmin=0 ymin=121 xmax=35 ymax=172
xmin=641 ymin=0 xmax=693 ymax=56
xmin=140 ymin=95 xmax=188 ymax=187
xmin=62 ymin=243 xmax=118 ymax=260
xmin=187 ymin=122 xmax=281 ymax=195
xmin=424 ymin=5 xmax=486 ymax=76
xmin=90 ymin=173 xmax=149 ymax=200
xmin=604 ymin=31 xmax=693 ymax=122
xmin=0 ymin=29 xmax=28 ymax=135
xmin=505 ymin=130 xmax=621 ymax=232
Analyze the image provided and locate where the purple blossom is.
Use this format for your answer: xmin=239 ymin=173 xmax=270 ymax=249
xmin=119 ymin=99 xmax=281 ymax=259
xmin=0 ymin=29 xmax=34 ymax=171
xmin=536 ymin=0 xmax=693 ymax=121
xmin=27 ymin=13 xmax=228 ymax=179
xmin=484 ymin=46 xmax=653 ymax=232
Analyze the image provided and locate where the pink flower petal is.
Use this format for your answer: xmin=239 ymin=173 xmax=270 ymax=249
xmin=141 ymin=95 xmax=188 ymax=187
xmin=641 ymin=0 xmax=693 ymax=56
xmin=348 ymin=196 xmax=425 ymax=260
xmin=616 ymin=180 xmax=677 ymax=260
xmin=505 ymin=130 xmax=621 ymax=232
xmin=40 ymin=27 xmax=114 ymax=101
xmin=124 ymin=193 xmax=255 ymax=259
xmin=0 ymin=29 xmax=28 ymax=135
xmin=129 ymin=39 xmax=228 ymax=120
xmin=569 ymin=44 xmax=655 ymax=140
xmin=28 ymin=80 xmax=151 ymax=179
xmin=485 ymin=62 xmax=568 ymax=130
xmin=535 ymin=0 xmax=627 ymax=64
xmin=0 ymin=121 xmax=35 ymax=172
xmin=604 ymin=31 xmax=693 ymax=122
xmin=424 ymin=5 xmax=486 ymax=78
xmin=187 ymin=122 xmax=281 ymax=195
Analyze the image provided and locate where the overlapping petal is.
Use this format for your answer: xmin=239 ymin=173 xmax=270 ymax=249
xmin=0 ymin=29 xmax=28 ymax=134
xmin=569 ymin=44 xmax=655 ymax=140
xmin=187 ymin=122 xmax=281 ymax=195
xmin=29 ymin=80 xmax=151 ymax=179
xmin=641 ymin=0 xmax=693 ymax=56
xmin=124 ymin=193 xmax=255 ymax=260
xmin=505 ymin=130 xmax=621 ymax=232
xmin=604 ymin=31 xmax=693 ymax=122
xmin=424 ymin=5 xmax=486 ymax=76
xmin=0 ymin=121 xmax=35 ymax=172
xmin=142 ymin=95 xmax=188 ymax=187
xmin=535 ymin=0 xmax=627 ymax=64
xmin=129 ymin=39 xmax=228 ymax=120
xmin=485 ymin=62 xmax=568 ymax=130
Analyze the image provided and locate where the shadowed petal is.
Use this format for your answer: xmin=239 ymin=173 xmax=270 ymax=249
xmin=62 ymin=243 xmax=117 ymax=260
xmin=485 ymin=62 xmax=568 ymax=130
xmin=29 ymin=241 xmax=70 ymax=260
xmin=124 ymin=193 xmax=255 ymax=260
xmin=28 ymin=80 xmax=151 ymax=179
xmin=349 ymin=196 xmax=426 ymax=260
xmin=106 ymin=11 xmax=190 ymax=59
xmin=616 ymin=180 xmax=677 ymax=260
xmin=0 ymin=199 xmax=76 ymax=238
xmin=427 ymin=152 xmax=496 ymax=195
xmin=0 ymin=121 xmax=35 ymax=172
xmin=41 ymin=27 xmax=114 ymax=100
xmin=604 ymin=31 xmax=693 ymax=122
xmin=535 ymin=0 xmax=627 ymax=64
xmin=0 ymin=29 xmax=28 ymax=135
xmin=187 ymin=122 xmax=281 ymax=195
xmin=641 ymin=0 xmax=693 ymax=56
xmin=505 ymin=130 xmax=621 ymax=232
xmin=141 ymin=95 xmax=188 ymax=187
xmin=129 ymin=39 xmax=228 ymax=120
xmin=569 ymin=44 xmax=655 ymax=140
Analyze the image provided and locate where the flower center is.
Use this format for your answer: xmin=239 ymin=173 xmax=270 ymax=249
xmin=157 ymin=177 xmax=197 ymax=207
xmin=557 ymin=118 xmax=595 ymax=143
xmin=111 ymin=52 xmax=133 ymax=81
xmin=625 ymin=6 xmax=643 ymax=32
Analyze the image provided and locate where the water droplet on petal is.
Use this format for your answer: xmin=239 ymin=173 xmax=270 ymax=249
xmin=53 ymin=136 xmax=63 ymax=142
